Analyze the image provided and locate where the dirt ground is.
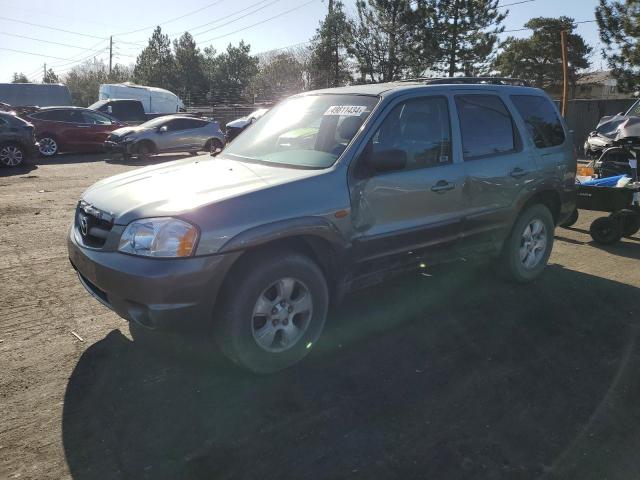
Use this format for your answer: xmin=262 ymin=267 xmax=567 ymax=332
xmin=2 ymin=154 xmax=640 ymax=480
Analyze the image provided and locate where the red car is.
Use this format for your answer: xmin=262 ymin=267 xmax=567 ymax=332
xmin=27 ymin=107 xmax=123 ymax=156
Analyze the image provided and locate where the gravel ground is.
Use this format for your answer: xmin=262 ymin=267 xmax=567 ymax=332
xmin=1 ymin=154 xmax=640 ymax=480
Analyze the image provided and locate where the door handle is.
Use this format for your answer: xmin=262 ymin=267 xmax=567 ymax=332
xmin=510 ymin=167 xmax=528 ymax=178
xmin=431 ymin=180 xmax=455 ymax=193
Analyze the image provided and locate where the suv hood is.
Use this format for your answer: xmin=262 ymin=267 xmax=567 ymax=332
xmin=81 ymin=156 xmax=321 ymax=224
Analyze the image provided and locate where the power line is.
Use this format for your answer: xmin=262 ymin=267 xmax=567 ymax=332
xmin=497 ymin=0 xmax=535 ymax=7
xmin=172 ymin=0 xmax=271 ymax=35
xmin=0 ymin=31 xmax=103 ymax=50
xmin=0 ymin=15 xmax=107 ymax=39
xmin=501 ymin=19 xmax=596 ymax=34
xmin=191 ymin=0 xmax=283 ymax=37
xmin=0 ymin=47 xmax=82 ymax=61
xmin=199 ymin=0 xmax=318 ymax=43
xmin=115 ymin=0 xmax=226 ymax=36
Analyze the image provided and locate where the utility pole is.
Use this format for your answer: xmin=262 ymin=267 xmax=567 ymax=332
xmin=560 ymin=29 xmax=569 ymax=118
xmin=109 ymin=36 xmax=113 ymax=76
xmin=43 ymin=63 xmax=46 ymax=83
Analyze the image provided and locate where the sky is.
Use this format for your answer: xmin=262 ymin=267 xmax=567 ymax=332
xmin=0 ymin=0 xmax=606 ymax=83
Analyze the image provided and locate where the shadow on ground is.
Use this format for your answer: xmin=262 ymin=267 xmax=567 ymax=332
xmin=62 ymin=264 xmax=640 ymax=480
xmin=0 ymin=162 xmax=37 ymax=177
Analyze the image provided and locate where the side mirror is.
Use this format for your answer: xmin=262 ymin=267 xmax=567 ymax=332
xmin=366 ymin=148 xmax=407 ymax=173
xmin=106 ymin=105 xmax=113 ymax=115
xmin=158 ymin=125 xmax=168 ymax=133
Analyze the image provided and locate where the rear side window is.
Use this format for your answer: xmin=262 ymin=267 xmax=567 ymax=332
xmin=511 ymin=95 xmax=565 ymax=148
xmin=32 ymin=110 xmax=69 ymax=121
xmin=455 ymin=95 xmax=516 ymax=159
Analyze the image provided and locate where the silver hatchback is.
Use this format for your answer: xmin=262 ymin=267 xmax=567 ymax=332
xmin=105 ymin=115 xmax=225 ymax=159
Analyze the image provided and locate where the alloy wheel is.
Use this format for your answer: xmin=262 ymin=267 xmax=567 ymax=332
xmin=38 ymin=137 xmax=57 ymax=156
xmin=251 ymin=277 xmax=313 ymax=353
xmin=519 ymin=219 xmax=547 ymax=269
xmin=0 ymin=145 xmax=24 ymax=167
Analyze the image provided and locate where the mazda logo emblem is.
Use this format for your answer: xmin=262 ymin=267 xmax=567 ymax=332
xmin=80 ymin=215 xmax=88 ymax=236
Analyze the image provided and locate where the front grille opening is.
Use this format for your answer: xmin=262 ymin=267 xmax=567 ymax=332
xmin=76 ymin=207 xmax=114 ymax=248
xmin=78 ymin=272 xmax=109 ymax=305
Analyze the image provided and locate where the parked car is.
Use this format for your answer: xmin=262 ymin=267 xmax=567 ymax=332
xmin=225 ymin=108 xmax=268 ymax=142
xmin=69 ymin=78 xmax=576 ymax=373
xmin=89 ymin=99 xmax=152 ymax=125
xmin=27 ymin=107 xmax=124 ymax=156
xmin=0 ymin=111 xmax=38 ymax=167
xmin=104 ymin=115 xmax=225 ymax=159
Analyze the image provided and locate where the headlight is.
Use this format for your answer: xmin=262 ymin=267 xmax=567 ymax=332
xmin=118 ymin=217 xmax=198 ymax=257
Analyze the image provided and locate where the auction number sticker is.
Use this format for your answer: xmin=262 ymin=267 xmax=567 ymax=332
xmin=324 ymin=105 xmax=367 ymax=116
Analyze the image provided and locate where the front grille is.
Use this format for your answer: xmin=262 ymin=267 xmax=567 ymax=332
xmin=76 ymin=201 xmax=114 ymax=248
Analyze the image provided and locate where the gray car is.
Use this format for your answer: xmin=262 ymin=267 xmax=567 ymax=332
xmin=105 ymin=115 xmax=225 ymax=159
xmin=69 ymin=78 xmax=576 ymax=373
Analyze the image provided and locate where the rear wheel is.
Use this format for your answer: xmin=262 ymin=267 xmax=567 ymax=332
xmin=0 ymin=143 xmax=25 ymax=167
xmin=214 ymin=252 xmax=329 ymax=373
xmin=590 ymin=217 xmax=622 ymax=245
xmin=498 ymin=204 xmax=554 ymax=283
xmin=609 ymin=210 xmax=640 ymax=237
xmin=38 ymin=136 xmax=58 ymax=157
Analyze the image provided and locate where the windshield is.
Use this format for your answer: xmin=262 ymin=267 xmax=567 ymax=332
xmin=88 ymin=100 xmax=108 ymax=110
xmin=222 ymin=94 xmax=379 ymax=168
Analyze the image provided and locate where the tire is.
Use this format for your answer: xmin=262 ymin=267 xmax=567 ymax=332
xmin=136 ymin=142 xmax=153 ymax=160
xmin=208 ymin=138 xmax=223 ymax=155
xmin=189 ymin=151 xmax=198 ymax=156
xmin=559 ymin=209 xmax=579 ymax=228
xmin=0 ymin=142 xmax=26 ymax=167
xmin=38 ymin=135 xmax=58 ymax=157
xmin=214 ymin=252 xmax=329 ymax=374
xmin=121 ymin=153 xmax=132 ymax=161
xmin=590 ymin=217 xmax=622 ymax=245
xmin=609 ymin=210 xmax=640 ymax=237
xmin=498 ymin=204 xmax=555 ymax=283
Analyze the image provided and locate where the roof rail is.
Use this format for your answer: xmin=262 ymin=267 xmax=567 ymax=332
xmin=399 ymin=77 xmax=531 ymax=87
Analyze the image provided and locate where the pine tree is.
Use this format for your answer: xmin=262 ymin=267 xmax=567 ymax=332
xmin=429 ymin=0 xmax=507 ymax=76
xmin=43 ymin=68 xmax=59 ymax=84
xmin=173 ymin=32 xmax=207 ymax=106
xmin=133 ymin=26 xmax=177 ymax=90
xmin=349 ymin=0 xmax=431 ymax=82
xmin=204 ymin=42 xmax=259 ymax=103
xmin=494 ymin=17 xmax=592 ymax=89
xmin=308 ymin=0 xmax=352 ymax=88
xmin=596 ymin=0 xmax=640 ymax=91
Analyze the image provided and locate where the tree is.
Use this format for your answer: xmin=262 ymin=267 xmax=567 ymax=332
xmin=253 ymin=51 xmax=307 ymax=102
xmin=429 ymin=0 xmax=507 ymax=76
xmin=173 ymin=32 xmax=207 ymax=106
xmin=43 ymin=68 xmax=59 ymax=84
xmin=11 ymin=72 xmax=30 ymax=83
xmin=349 ymin=0 xmax=431 ymax=82
xmin=596 ymin=0 xmax=640 ymax=91
xmin=494 ymin=17 xmax=592 ymax=90
xmin=64 ymin=59 xmax=133 ymax=106
xmin=308 ymin=0 xmax=352 ymax=88
xmin=133 ymin=26 xmax=177 ymax=90
xmin=204 ymin=41 xmax=259 ymax=103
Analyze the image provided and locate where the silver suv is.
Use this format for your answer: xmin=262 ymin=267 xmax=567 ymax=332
xmin=69 ymin=79 xmax=576 ymax=373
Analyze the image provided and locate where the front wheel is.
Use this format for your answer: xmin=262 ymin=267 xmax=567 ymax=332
xmin=136 ymin=142 xmax=152 ymax=160
xmin=215 ymin=252 xmax=329 ymax=373
xmin=498 ymin=204 xmax=554 ymax=283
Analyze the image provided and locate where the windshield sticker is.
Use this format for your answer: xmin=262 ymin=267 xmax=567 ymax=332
xmin=324 ymin=105 xmax=368 ymax=116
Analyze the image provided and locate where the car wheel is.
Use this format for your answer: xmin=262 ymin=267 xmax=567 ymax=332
xmin=499 ymin=204 xmax=554 ymax=283
xmin=0 ymin=143 xmax=25 ymax=167
xmin=559 ymin=209 xmax=579 ymax=228
xmin=209 ymin=138 xmax=223 ymax=155
xmin=136 ymin=142 xmax=152 ymax=160
xmin=609 ymin=210 xmax=640 ymax=237
xmin=38 ymin=136 xmax=58 ymax=157
xmin=215 ymin=252 xmax=329 ymax=373
xmin=590 ymin=217 xmax=622 ymax=245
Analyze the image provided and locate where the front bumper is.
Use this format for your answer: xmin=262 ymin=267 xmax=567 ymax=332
xmin=68 ymin=227 xmax=241 ymax=331
xmin=104 ymin=140 xmax=131 ymax=154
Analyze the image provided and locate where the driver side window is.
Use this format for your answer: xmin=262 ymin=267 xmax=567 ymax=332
xmin=371 ymin=96 xmax=452 ymax=172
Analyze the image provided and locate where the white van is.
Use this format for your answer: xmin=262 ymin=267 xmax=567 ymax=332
xmin=99 ymin=83 xmax=185 ymax=114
